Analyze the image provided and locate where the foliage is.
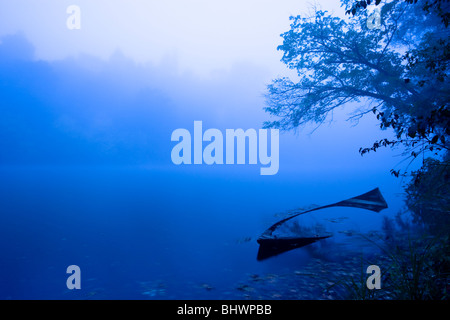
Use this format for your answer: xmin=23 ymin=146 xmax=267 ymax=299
xmin=264 ymin=0 xmax=449 ymax=175
xmin=379 ymin=233 xmax=449 ymax=299
xmin=405 ymin=155 xmax=450 ymax=233
xmin=264 ymin=0 xmax=450 ymax=299
xmin=332 ymin=257 xmax=381 ymax=300
xmin=345 ymin=0 xmax=450 ymax=27
xmin=331 ymin=223 xmax=449 ymax=299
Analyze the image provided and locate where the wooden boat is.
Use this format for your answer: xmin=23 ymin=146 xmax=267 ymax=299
xmin=257 ymin=235 xmax=332 ymax=261
xmin=256 ymin=188 xmax=388 ymax=261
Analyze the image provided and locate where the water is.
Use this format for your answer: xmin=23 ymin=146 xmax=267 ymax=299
xmin=0 ymin=165 xmax=403 ymax=299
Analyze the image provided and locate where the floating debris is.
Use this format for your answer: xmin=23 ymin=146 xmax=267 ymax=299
xmin=249 ymin=274 xmax=263 ymax=282
xmin=200 ymin=283 xmax=214 ymax=291
xmin=142 ymin=290 xmax=158 ymax=297
xmin=236 ymin=284 xmax=253 ymax=292
xmin=138 ymin=281 xmax=166 ymax=298
xmin=325 ymin=217 xmax=349 ymax=223
xmin=85 ymin=289 xmax=103 ymax=298
xmin=338 ymin=230 xmax=357 ymax=236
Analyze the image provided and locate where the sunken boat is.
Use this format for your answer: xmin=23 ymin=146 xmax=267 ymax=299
xmin=256 ymin=188 xmax=388 ymax=261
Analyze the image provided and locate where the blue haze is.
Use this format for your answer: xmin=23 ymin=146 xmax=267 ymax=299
xmin=0 ymin=33 xmax=406 ymax=299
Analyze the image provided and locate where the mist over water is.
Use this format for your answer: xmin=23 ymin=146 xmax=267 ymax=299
xmin=0 ymin=163 xmax=404 ymax=299
xmin=0 ymin=24 xmax=406 ymax=299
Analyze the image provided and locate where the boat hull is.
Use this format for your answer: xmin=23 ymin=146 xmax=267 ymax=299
xmin=256 ymin=236 xmax=331 ymax=261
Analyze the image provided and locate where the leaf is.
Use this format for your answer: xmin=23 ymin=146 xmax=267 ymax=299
xmin=390 ymin=169 xmax=400 ymax=178
xmin=431 ymin=135 xmax=439 ymax=144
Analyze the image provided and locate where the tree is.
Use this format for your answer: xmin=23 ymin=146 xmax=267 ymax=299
xmin=264 ymin=2 xmax=450 ymax=298
xmin=405 ymin=154 xmax=450 ymax=232
xmin=264 ymin=0 xmax=449 ymax=175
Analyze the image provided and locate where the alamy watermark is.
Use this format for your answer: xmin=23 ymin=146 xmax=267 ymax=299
xmin=366 ymin=265 xmax=381 ymax=289
xmin=171 ymin=121 xmax=279 ymax=175
xmin=66 ymin=265 xmax=81 ymax=289
xmin=66 ymin=5 xmax=81 ymax=30
xmin=367 ymin=7 xmax=381 ymax=30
